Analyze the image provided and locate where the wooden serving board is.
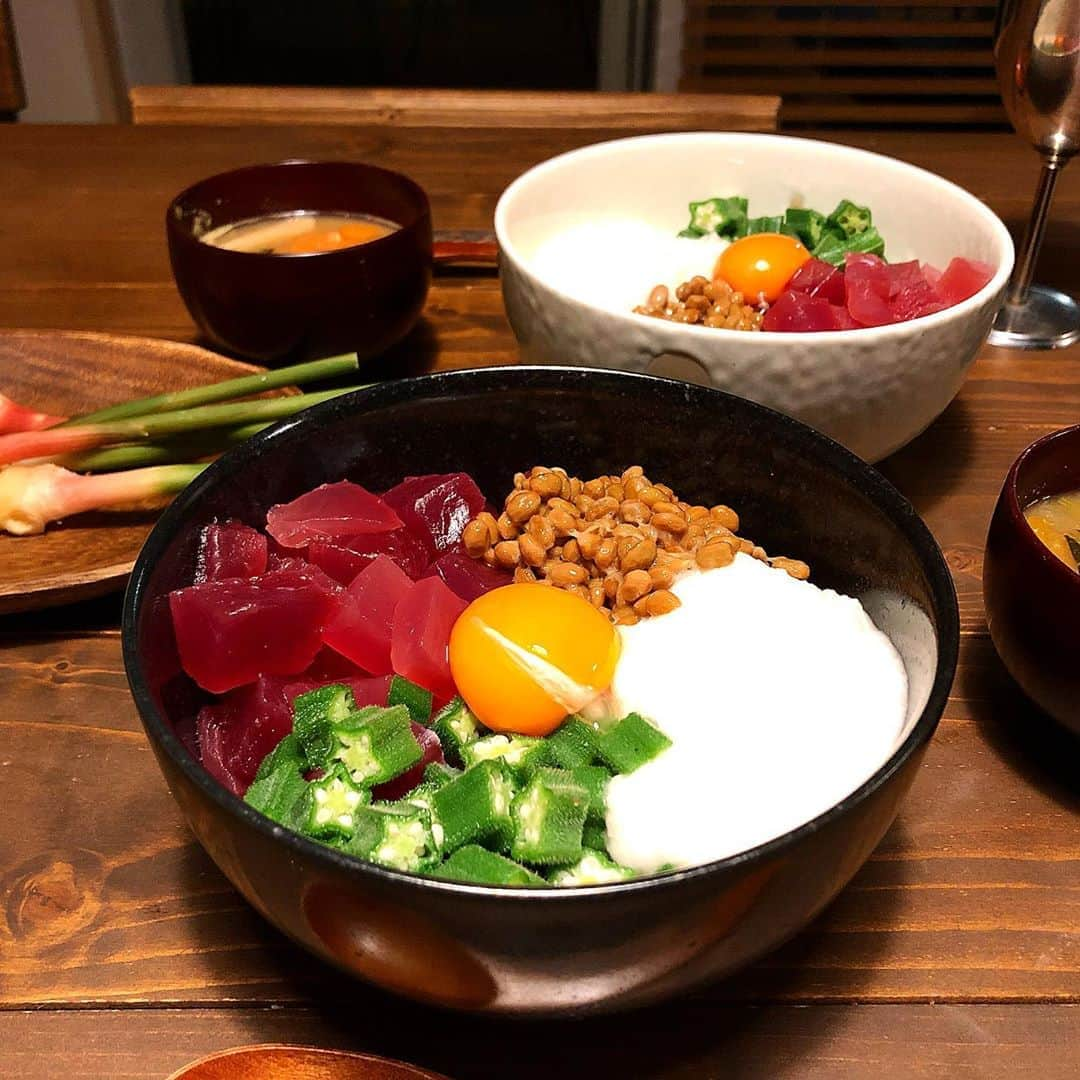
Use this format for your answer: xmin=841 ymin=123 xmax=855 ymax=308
xmin=167 ymin=1045 xmax=449 ymax=1080
xmin=0 ymin=331 xmax=283 ymax=615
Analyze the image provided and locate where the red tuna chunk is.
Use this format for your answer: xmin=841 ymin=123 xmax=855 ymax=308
xmin=763 ymin=290 xmax=845 ymax=333
xmin=170 ymin=567 xmax=340 ymax=694
xmin=390 ymin=575 xmax=467 ymax=701
xmin=886 ymin=260 xmax=948 ymax=321
xmin=322 ymin=555 xmax=414 ymax=674
xmin=425 ymin=550 xmax=512 ymax=602
xmin=844 ymin=253 xmax=895 ymax=327
xmin=936 ymin=257 xmax=994 ymax=306
xmin=308 ymin=527 xmax=428 ymax=585
xmin=786 ymin=257 xmax=845 ymax=305
xmin=266 ymin=481 xmax=401 ymax=548
xmin=381 ymin=473 xmax=485 ymax=558
xmin=195 ymin=520 xmax=268 ymax=582
xmin=197 ymin=674 xmax=296 ymax=794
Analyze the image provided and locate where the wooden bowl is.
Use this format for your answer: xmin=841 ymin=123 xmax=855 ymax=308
xmin=167 ymin=1045 xmax=447 ymax=1080
xmin=167 ymin=160 xmax=433 ymax=365
xmin=984 ymin=423 xmax=1080 ymax=735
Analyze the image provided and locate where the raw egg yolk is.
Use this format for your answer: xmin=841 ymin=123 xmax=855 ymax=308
xmin=448 ymin=583 xmax=621 ymax=737
xmin=716 ymin=233 xmax=811 ymax=303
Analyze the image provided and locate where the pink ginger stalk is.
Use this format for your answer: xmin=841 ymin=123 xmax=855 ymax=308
xmin=0 ymin=463 xmax=204 ymax=535
xmin=0 ymin=424 xmax=116 ymax=466
xmin=0 ymin=393 xmax=66 ymax=435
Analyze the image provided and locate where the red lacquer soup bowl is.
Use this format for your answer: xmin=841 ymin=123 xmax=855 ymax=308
xmin=984 ymin=423 xmax=1080 ymax=735
xmin=167 ymin=160 xmax=432 ymax=365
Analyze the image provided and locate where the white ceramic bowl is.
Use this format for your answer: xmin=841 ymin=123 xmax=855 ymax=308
xmin=495 ymin=132 xmax=1014 ymax=462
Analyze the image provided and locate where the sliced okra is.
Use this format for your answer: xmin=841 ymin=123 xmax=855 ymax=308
xmin=289 ymin=765 xmax=369 ymax=840
xmin=387 ymin=673 xmax=434 ymax=725
xmin=431 ymin=696 xmax=480 ymax=767
xmin=462 ymin=733 xmax=546 ymax=778
xmin=594 ymin=712 xmax=671 ymax=775
xmin=568 ymin=764 xmax=610 ymax=823
xmin=342 ymin=802 xmax=438 ymax=872
xmin=545 ymin=716 xmax=600 ymax=769
xmin=548 ymin=850 xmax=635 ymax=887
xmin=332 ymin=705 xmax=422 ymax=787
xmin=423 ymin=761 xmax=461 ymax=789
xmin=436 ymin=845 xmax=545 ymax=887
xmin=432 ymin=760 xmax=516 ymax=854
xmin=244 ymin=760 xmax=308 ymax=825
xmin=509 ymin=767 xmax=588 ymax=867
xmin=253 ymin=733 xmax=303 ymax=783
xmin=293 ymin=683 xmax=356 ymax=768
xmin=581 ymin=819 xmax=609 ymax=854
xmin=395 ymin=781 xmax=445 ymax=849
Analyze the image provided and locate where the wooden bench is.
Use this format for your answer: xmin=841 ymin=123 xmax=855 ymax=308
xmin=129 ymin=85 xmax=780 ymax=132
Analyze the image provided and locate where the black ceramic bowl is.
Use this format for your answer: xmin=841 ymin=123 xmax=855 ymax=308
xmin=122 ymin=367 xmax=958 ymax=1015
xmin=167 ymin=160 xmax=433 ymax=365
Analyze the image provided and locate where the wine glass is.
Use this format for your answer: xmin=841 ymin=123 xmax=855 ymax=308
xmin=989 ymin=0 xmax=1080 ymax=349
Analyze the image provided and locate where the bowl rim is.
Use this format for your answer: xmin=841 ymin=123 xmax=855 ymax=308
xmin=122 ymin=365 xmax=959 ymax=900
xmin=165 ymin=158 xmax=432 ymax=262
xmin=1001 ymin=421 xmax=1080 ymax=590
xmin=494 ymin=131 xmax=1014 ymax=342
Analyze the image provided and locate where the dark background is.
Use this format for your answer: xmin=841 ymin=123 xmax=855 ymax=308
xmin=182 ymin=1 xmax=604 ymax=90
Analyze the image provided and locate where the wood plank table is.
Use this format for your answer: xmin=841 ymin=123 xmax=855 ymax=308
xmin=0 ymin=125 xmax=1077 ymax=1079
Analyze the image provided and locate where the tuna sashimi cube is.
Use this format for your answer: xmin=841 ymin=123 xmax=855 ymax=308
xmin=266 ymin=481 xmax=401 ymax=549
xmin=265 ymin=558 xmax=344 ymax=600
xmin=322 ymin=555 xmax=415 ymax=674
xmin=372 ymin=723 xmax=446 ymax=801
xmin=936 ymin=257 xmax=995 ymax=306
xmin=786 ymin=257 xmax=845 ymax=305
xmin=195 ymin=521 xmax=268 ymax=582
xmin=381 ymin=473 xmax=485 ymax=558
xmin=307 ymin=527 xmax=428 ymax=585
xmin=886 ymin=260 xmax=948 ymax=321
xmin=762 ymin=290 xmax=843 ymax=333
xmin=844 ymin=253 xmax=895 ymax=327
xmin=302 ymin=646 xmax=371 ymax=681
xmin=390 ymin=575 xmax=467 ymax=701
xmin=831 ymin=304 xmax=860 ymax=330
xmin=197 ymin=674 xmax=296 ymax=794
xmin=198 ymin=702 xmax=246 ymax=795
xmin=424 ymin=550 xmax=512 ymax=602
xmin=170 ymin=568 xmax=340 ymax=694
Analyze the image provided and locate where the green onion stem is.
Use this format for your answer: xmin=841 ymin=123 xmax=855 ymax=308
xmin=0 ymin=386 xmax=359 ymax=467
xmin=60 ymin=352 xmax=359 ymax=427
xmin=61 ymin=422 xmax=270 ymax=473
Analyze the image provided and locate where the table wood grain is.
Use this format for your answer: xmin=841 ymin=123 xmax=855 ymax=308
xmin=0 ymin=123 xmax=1077 ymax=1079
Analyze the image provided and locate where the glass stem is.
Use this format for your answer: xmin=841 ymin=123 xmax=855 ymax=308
xmin=1007 ymin=151 xmax=1067 ymax=306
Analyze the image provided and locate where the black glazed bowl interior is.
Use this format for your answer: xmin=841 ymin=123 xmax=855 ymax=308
xmin=122 ymin=366 xmax=958 ymax=1015
xmin=167 ymin=160 xmax=433 ymax=365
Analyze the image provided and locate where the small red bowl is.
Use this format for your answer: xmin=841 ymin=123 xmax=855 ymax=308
xmin=984 ymin=423 xmax=1080 ymax=735
xmin=167 ymin=160 xmax=433 ymax=365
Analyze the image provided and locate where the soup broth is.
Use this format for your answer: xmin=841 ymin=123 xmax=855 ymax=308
xmin=200 ymin=211 xmax=398 ymax=255
xmin=1024 ymin=489 xmax=1080 ymax=572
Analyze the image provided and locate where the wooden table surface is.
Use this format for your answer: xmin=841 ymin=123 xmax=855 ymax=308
xmin=0 ymin=124 xmax=1077 ymax=1080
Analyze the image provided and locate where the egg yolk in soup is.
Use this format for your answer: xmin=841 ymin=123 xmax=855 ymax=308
xmin=716 ymin=232 xmax=811 ymax=303
xmin=448 ymin=583 xmax=621 ymax=736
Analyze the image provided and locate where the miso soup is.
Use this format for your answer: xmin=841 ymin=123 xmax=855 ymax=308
xmin=200 ymin=211 xmax=398 ymax=255
xmin=1024 ymin=489 xmax=1080 ymax=572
